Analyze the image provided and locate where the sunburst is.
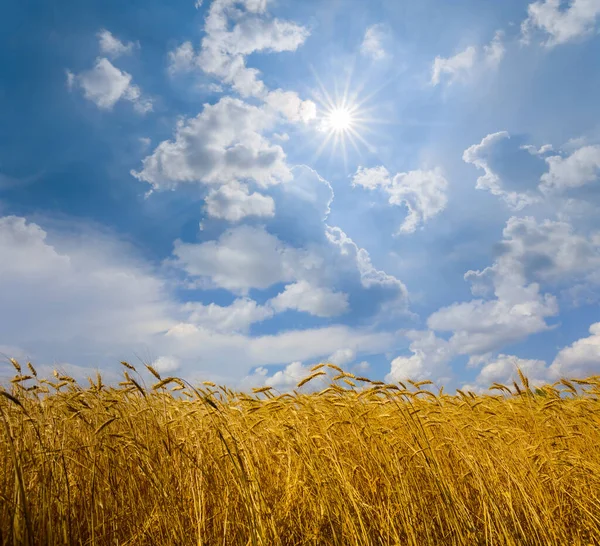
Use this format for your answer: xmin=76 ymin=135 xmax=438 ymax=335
xmin=310 ymin=72 xmax=381 ymax=168
xmin=323 ymin=106 xmax=355 ymax=133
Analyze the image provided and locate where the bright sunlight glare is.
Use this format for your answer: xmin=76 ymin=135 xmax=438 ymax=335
xmin=309 ymin=68 xmax=389 ymax=169
xmin=326 ymin=107 xmax=354 ymax=132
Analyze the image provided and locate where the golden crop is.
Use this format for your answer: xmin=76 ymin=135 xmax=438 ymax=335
xmin=1 ymin=359 xmax=599 ymax=545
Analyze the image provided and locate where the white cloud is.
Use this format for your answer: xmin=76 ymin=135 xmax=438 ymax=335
xmin=167 ymin=164 xmax=408 ymax=327
xmin=204 ymin=181 xmax=275 ymax=222
xmin=390 ymin=277 xmax=558 ymax=384
xmin=483 ymin=31 xmax=506 ymax=67
xmin=475 ymin=216 xmax=600 ymax=287
xmin=245 ymin=326 xmax=394 ymax=371
xmin=165 ymin=322 xmax=395 ymax=382
xmin=152 ymin=356 xmax=181 ymax=373
xmin=324 ymin=225 xmax=409 ymax=315
xmin=165 ymin=0 xmax=316 ymax=125
xmin=352 ymin=166 xmax=449 ymax=234
xmin=431 ymin=32 xmax=504 ymax=86
xmin=353 ymin=360 xmax=371 ymax=372
xmin=386 ymin=330 xmax=453 ymax=383
xmin=521 ymin=143 xmax=554 ymax=155
xmin=193 ymin=0 xmax=309 ymax=98
xmin=182 ymin=297 xmax=274 ymax=333
xmin=550 ymin=322 xmax=600 ymax=378
xmin=431 ymin=46 xmax=477 ymax=86
xmin=465 ymin=354 xmax=551 ymax=392
xmin=264 ymin=89 xmax=317 ymax=123
xmin=132 ymin=96 xmax=290 ymax=191
xmin=69 ymin=58 xmax=152 ymax=113
xmin=75 ymin=58 xmax=131 ymax=108
xmin=264 ymin=361 xmax=315 ymax=390
xmin=459 ymin=323 xmax=600 ymax=391
xmin=0 ymin=215 xmax=178 ymax=355
xmin=463 ymin=131 xmax=542 ymax=209
xmin=97 ymin=29 xmax=137 ymax=59
xmin=521 ymin=0 xmax=600 ymax=47
xmin=66 ymin=70 xmax=75 ymax=90
xmin=540 ymin=145 xmax=600 ymax=192
xmin=405 ymin=216 xmax=568 ymax=367
xmin=168 ymin=224 xmax=316 ymax=294
xmin=168 ymin=41 xmax=196 ymax=75
xmin=427 ymin=289 xmax=558 ymax=356
xmin=268 ymin=280 xmax=349 ymax=317
xmin=327 ymin=348 xmax=356 ymax=367
xmin=352 ymin=165 xmax=390 ymax=190
xmin=241 ymin=361 xmax=328 ymax=392
xmin=0 ymin=214 xmax=401 ymax=385
xmin=10 ymin=362 xmax=122 ymax=386
xmin=360 ymin=24 xmax=388 ymax=60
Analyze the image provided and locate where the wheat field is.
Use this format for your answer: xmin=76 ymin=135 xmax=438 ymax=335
xmin=1 ymin=359 xmax=599 ymax=546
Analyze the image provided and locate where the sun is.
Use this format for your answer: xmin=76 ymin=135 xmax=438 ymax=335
xmin=325 ymin=106 xmax=354 ymax=132
xmin=313 ymin=98 xmax=372 ymax=167
xmin=309 ymin=74 xmax=382 ymax=168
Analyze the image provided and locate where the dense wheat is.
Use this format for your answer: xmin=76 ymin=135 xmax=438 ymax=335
xmin=1 ymin=359 xmax=599 ymax=545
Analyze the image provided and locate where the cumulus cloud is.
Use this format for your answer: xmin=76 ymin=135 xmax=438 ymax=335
xmin=388 ymin=287 xmax=558 ymax=387
xmin=521 ymin=0 xmax=600 ymax=47
xmin=197 ymin=0 xmax=308 ymax=97
xmin=264 ymin=89 xmax=317 ymax=123
xmin=353 ymin=360 xmax=371 ymax=372
xmin=431 ymin=46 xmax=477 ymax=86
xmin=168 ymin=41 xmax=196 ymax=75
xmin=387 ymin=215 xmax=575 ymax=383
xmin=168 ymin=225 xmax=306 ymax=293
xmin=151 ymin=356 xmax=181 ymax=373
xmin=360 ymin=24 xmax=388 ymax=60
xmin=427 ymin=288 xmax=558 ymax=357
xmin=204 ymin=181 xmax=275 ymax=222
xmin=166 ymin=0 xmax=316 ymax=124
xmin=428 ymin=218 xmax=565 ymax=356
xmin=268 ymin=280 xmax=349 ymax=317
xmin=167 ymin=164 xmax=409 ymax=320
xmin=467 ymin=215 xmax=600 ymax=306
xmin=68 ymin=58 xmax=152 ymax=113
xmin=550 ymin=322 xmax=600 ymax=379
xmin=462 ymin=321 xmax=600 ymax=391
xmin=241 ymin=361 xmax=328 ymax=392
xmin=427 ymin=215 xmax=588 ymax=359
xmin=483 ymin=31 xmax=506 ymax=67
xmin=0 ymin=214 xmax=400 ymax=385
xmin=540 ymin=145 xmax=600 ymax=192
xmin=352 ymin=166 xmax=448 ymax=234
xmin=168 ymin=221 xmax=402 ymax=320
xmin=324 ymin=225 xmax=409 ymax=316
xmin=167 ymin=0 xmax=316 ymax=123
xmin=431 ymin=32 xmax=504 ymax=86
xmin=97 ymin=29 xmax=138 ymax=59
xmin=0 ymin=215 xmax=178 ymax=357
xmin=132 ymin=97 xmax=290 ymax=191
xmin=463 ymin=354 xmax=551 ymax=393
xmin=463 ymin=131 xmax=544 ymax=209
xmin=327 ymin=348 xmax=356 ymax=367
xmin=164 ymin=322 xmax=395 ymax=384
xmin=483 ymin=216 xmax=600 ymax=285
xmin=182 ymin=297 xmax=274 ymax=333
xmin=386 ymin=330 xmax=452 ymax=383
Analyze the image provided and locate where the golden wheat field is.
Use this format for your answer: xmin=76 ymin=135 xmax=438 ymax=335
xmin=1 ymin=359 xmax=600 ymax=546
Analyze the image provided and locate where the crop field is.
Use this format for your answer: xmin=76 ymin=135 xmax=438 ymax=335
xmin=1 ymin=359 xmax=599 ymax=545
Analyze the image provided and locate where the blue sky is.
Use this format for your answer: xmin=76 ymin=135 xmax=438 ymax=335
xmin=1 ymin=0 xmax=600 ymax=391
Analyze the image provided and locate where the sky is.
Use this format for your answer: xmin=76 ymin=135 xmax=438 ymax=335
xmin=1 ymin=0 xmax=600 ymax=392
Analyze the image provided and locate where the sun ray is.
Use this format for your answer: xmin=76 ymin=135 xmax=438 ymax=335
xmin=305 ymin=68 xmax=396 ymax=167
